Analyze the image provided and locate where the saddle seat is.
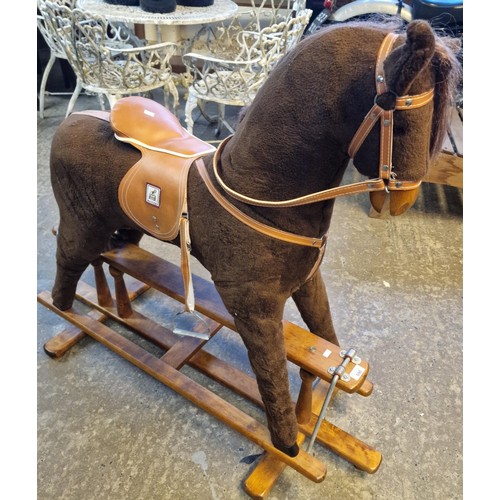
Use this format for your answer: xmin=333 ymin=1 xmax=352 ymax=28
xmin=111 ymin=96 xmax=215 ymax=158
xmin=109 ymin=96 xmax=216 ymax=241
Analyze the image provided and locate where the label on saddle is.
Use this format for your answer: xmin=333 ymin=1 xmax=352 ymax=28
xmin=145 ymin=183 xmax=161 ymax=207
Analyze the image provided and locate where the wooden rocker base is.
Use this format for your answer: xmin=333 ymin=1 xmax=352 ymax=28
xmin=38 ymin=242 xmax=382 ymax=497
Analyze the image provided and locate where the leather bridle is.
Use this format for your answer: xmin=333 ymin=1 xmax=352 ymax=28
xmin=196 ymin=32 xmax=434 ymax=258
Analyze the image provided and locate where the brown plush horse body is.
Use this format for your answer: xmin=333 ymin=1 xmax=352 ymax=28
xmin=48 ymin=20 xmax=460 ymax=456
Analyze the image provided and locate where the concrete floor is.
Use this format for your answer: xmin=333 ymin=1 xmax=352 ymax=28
xmin=37 ymin=78 xmax=463 ymax=499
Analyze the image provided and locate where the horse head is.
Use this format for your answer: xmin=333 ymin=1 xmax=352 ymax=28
xmin=348 ymin=20 xmax=461 ymax=215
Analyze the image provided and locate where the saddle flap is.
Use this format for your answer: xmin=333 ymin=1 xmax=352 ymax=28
xmin=118 ymin=149 xmax=195 ymax=241
xmin=110 ymin=96 xmax=215 ymax=158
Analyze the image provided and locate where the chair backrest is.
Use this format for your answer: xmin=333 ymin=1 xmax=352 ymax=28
xmin=39 ymin=1 xmax=178 ymax=99
xmin=41 ymin=3 xmax=126 ymax=86
xmin=192 ymin=0 xmax=309 ymax=61
xmin=37 ymin=0 xmax=76 ymax=59
xmin=182 ymin=0 xmax=311 ymax=132
xmin=183 ymin=0 xmax=311 ymax=105
xmin=242 ymin=0 xmax=311 ymax=68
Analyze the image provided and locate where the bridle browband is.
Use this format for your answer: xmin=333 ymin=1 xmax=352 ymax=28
xmin=196 ymin=32 xmax=434 ymax=253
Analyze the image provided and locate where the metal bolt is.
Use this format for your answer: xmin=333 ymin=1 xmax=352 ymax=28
xmin=405 ymin=98 xmax=413 ymax=106
xmin=396 ymin=181 xmax=402 ymax=188
xmin=339 ymin=350 xmax=346 ymax=357
xmin=382 ymin=165 xmax=389 ymax=171
xmin=383 ymin=119 xmax=390 ymax=126
xmin=353 ymin=356 xmax=362 ymax=365
xmin=376 ymin=75 xmax=384 ymax=83
xmin=327 ymin=366 xmax=335 ymax=375
xmin=309 ymin=346 xmax=317 ymax=353
xmin=341 ymin=373 xmax=351 ymax=382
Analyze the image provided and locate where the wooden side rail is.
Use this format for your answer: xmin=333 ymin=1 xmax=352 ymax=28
xmin=424 ymin=105 xmax=463 ymax=188
xmin=38 ymin=290 xmax=327 ymax=484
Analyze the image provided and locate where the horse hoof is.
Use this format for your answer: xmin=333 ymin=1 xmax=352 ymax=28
xmin=52 ymin=297 xmax=73 ymax=311
xmin=278 ymin=442 xmax=299 ymax=457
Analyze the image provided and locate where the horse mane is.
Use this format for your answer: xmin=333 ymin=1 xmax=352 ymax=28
xmin=429 ymin=34 xmax=462 ymax=159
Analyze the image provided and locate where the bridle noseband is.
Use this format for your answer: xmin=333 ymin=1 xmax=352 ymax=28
xmin=196 ymin=32 xmax=435 ymax=255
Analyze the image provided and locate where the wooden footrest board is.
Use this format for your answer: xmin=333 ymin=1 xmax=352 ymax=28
xmin=37 ymin=290 xmax=327 ymax=484
xmin=102 ymin=243 xmax=372 ymax=395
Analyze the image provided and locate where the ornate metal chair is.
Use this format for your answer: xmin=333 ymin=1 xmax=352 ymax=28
xmin=37 ymin=0 xmax=78 ymax=118
xmin=182 ymin=0 xmax=312 ymax=135
xmin=39 ymin=1 xmax=180 ymax=115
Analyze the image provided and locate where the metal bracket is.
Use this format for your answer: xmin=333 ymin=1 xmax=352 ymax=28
xmin=307 ymin=347 xmax=357 ymax=453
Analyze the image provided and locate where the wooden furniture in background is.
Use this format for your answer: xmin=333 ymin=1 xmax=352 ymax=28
xmin=424 ymin=105 xmax=463 ymax=188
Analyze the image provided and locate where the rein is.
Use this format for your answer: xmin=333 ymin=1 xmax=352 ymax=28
xmin=196 ymin=32 xmax=434 ymax=251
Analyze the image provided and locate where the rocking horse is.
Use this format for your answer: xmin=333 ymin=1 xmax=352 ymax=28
xmin=38 ymin=18 xmax=460 ymax=497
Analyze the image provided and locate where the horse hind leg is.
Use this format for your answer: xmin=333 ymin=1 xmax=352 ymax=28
xmin=51 ymin=219 xmax=117 ymax=311
xmin=292 ymin=270 xmax=339 ymax=346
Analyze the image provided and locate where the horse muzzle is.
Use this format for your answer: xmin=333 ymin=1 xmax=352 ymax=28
xmin=370 ymin=187 xmax=420 ymax=216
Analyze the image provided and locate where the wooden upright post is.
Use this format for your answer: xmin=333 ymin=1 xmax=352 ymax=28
xmin=295 ymin=369 xmax=316 ymax=425
xmin=91 ymin=258 xmax=112 ymax=307
xmin=109 ymin=266 xmax=133 ymax=318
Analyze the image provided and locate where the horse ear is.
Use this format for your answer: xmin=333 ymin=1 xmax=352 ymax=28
xmin=388 ymin=20 xmax=436 ymax=95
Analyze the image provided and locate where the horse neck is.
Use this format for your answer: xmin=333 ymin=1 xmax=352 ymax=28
xmin=217 ymin=112 xmax=350 ymax=238
xmin=217 ymin=26 xmax=380 ymax=205
xmin=212 ymin=25 xmax=392 ymax=238
xmin=219 ymin=95 xmax=350 ymax=207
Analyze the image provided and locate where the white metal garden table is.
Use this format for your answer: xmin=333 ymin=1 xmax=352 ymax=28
xmin=76 ymin=0 xmax=239 ymax=45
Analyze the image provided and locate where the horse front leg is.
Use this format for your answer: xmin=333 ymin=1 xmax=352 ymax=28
xmin=218 ymin=285 xmax=299 ymax=456
xmin=292 ymin=270 xmax=339 ymax=346
xmin=236 ymin=316 xmax=300 ymax=457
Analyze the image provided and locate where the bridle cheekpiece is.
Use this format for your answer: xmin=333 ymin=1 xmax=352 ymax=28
xmin=347 ymin=32 xmax=434 ymax=193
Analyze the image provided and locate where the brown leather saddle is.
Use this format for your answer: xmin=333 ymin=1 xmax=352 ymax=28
xmin=109 ymin=96 xmax=215 ymax=241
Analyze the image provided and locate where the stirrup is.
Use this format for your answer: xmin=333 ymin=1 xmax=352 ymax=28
xmin=173 ymin=310 xmax=211 ymax=340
